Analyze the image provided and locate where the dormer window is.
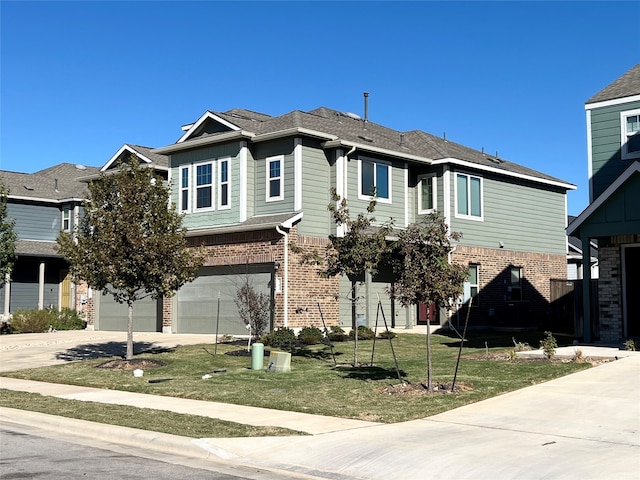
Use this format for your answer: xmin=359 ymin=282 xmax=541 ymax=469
xmin=621 ymin=108 xmax=640 ymax=160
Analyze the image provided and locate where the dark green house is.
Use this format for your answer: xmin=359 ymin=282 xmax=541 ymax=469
xmin=568 ymin=64 xmax=640 ymax=343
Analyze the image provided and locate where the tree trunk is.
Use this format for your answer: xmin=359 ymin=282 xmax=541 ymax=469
xmin=126 ymin=304 xmax=134 ymax=360
xmin=426 ymin=322 xmax=433 ymax=392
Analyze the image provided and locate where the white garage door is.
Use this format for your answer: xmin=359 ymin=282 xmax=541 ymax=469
xmin=176 ymin=266 xmax=272 ymax=335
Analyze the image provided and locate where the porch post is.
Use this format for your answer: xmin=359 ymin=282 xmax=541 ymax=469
xmin=3 ymin=272 xmax=10 ymax=317
xmin=38 ymin=261 xmax=45 ymax=310
xmin=581 ymin=236 xmax=592 ymax=343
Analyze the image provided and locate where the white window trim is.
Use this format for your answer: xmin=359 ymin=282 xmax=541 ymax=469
xmin=620 ymin=108 xmax=640 ymax=161
xmin=194 ymin=160 xmax=215 ymax=212
xmin=357 ymin=156 xmax=392 ymax=204
xmin=454 ymin=172 xmax=484 ymax=221
xmin=417 ymin=174 xmax=437 ymax=214
xmin=266 ymin=155 xmax=284 ymax=202
xmin=179 ymin=165 xmax=191 ymax=213
xmin=62 ymin=208 xmax=71 ymax=232
xmin=217 ymin=157 xmax=231 ymax=210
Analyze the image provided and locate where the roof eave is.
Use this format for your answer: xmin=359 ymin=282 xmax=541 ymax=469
xmin=153 ymin=130 xmax=256 ymax=154
xmin=322 ymin=139 xmax=433 ymax=163
xmin=432 ymin=158 xmax=576 ymax=190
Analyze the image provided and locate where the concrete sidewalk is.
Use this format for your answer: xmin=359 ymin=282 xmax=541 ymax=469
xmin=1 ymin=330 xmax=639 ymax=479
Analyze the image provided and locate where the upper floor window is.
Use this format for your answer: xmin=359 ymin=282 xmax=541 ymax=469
xmin=195 ymin=162 xmax=213 ymax=209
xmin=359 ymin=158 xmax=391 ymax=203
xmin=180 ymin=166 xmax=190 ymax=212
xmin=218 ymin=158 xmax=230 ymax=209
xmin=62 ymin=207 xmax=71 ymax=232
xmin=621 ymin=108 xmax=640 ymax=160
xmin=455 ymin=173 xmax=483 ymax=220
xmin=418 ymin=174 xmax=436 ymax=214
xmin=266 ymin=155 xmax=284 ymax=202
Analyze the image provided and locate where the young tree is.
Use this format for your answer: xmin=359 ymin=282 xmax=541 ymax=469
xmin=389 ymin=212 xmax=467 ymax=391
xmin=322 ymin=189 xmax=393 ymax=365
xmin=234 ymin=274 xmax=272 ymax=342
xmin=57 ymin=156 xmax=205 ymax=359
xmin=0 ymin=178 xmax=17 ymax=288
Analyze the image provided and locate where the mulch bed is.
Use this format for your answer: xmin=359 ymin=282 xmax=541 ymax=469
xmin=96 ymin=359 xmax=166 ymax=370
xmin=379 ymin=381 xmax=473 ymax=396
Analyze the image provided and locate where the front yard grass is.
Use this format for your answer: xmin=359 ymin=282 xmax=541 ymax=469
xmin=1 ymin=332 xmax=590 ymax=425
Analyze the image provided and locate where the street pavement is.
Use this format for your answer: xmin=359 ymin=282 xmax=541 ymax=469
xmin=1 ymin=330 xmax=639 ymax=479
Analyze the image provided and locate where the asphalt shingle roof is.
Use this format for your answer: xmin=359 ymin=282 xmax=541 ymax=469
xmin=1 ymin=163 xmax=99 ymax=201
xmin=586 ymin=64 xmax=640 ymax=104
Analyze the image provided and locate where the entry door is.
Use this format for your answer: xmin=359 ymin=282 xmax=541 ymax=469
xmin=624 ymin=246 xmax=640 ymax=337
xmin=60 ymin=270 xmax=71 ymax=309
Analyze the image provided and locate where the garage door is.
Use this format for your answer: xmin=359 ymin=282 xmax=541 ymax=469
xmin=95 ymin=291 xmax=161 ymax=332
xmin=176 ymin=266 xmax=272 ymax=335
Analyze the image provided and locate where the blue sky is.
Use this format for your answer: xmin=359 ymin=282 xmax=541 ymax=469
xmin=1 ymin=1 xmax=638 ymax=216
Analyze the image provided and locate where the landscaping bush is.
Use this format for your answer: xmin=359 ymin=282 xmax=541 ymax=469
xmin=349 ymin=325 xmax=375 ymax=340
xmin=378 ymin=330 xmax=397 ymax=339
xmin=540 ymin=331 xmax=558 ymax=359
xmin=262 ymin=327 xmax=297 ymax=350
xmin=51 ymin=308 xmax=86 ymax=330
xmin=8 ymin=308 xmax=85 ymax=333
xmin=298 ymin=326 xmax=325 ymax=345
xmin=327 ymin=325 xmax=348 ymax=342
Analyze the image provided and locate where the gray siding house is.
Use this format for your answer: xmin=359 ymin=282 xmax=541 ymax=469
xmin=568 ymin=64 xmax=640 ymax=343
xmin=0 ymin=163 xmax=99 ymax=318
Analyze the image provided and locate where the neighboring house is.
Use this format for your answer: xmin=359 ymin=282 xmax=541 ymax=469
xmin=567 ymin=215 xmax=599 ymax=280
xmin=567 ymin=64 xmax=640 ymax=343
xmin=0 ymin=163 xmax=99 ymax=318
xmin=115 ymin=105 xmax=575 ymax=335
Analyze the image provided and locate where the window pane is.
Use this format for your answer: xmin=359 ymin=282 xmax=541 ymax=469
xmin=269 ymin=179 xmax=280 ymax=198
xmin=510 ymin=267 xmax=521 ymax=284
xmin=220 ymin=161 xmax=228 ymax=182
xmin=468 ymin=265 xmax=478 ymax=284
xmin=470 ymin=177 xmax=481 ymax=217
xmin=627 ymin=115 xmax=640 ymax=134
xmin=361 ymin=161 xmax=374 ymax=196
xmin=269 ymin=160 xmax=280 ymax=179
xmin=197 ymin=186 xmax=211 ymax=208
xmin=628 ymin=132 xmax=640 ymax=153
xmin=457 ymin=175 xmax=468 ymax=215
xmin=181 ymin=191 xmax=188 ymax=211
xmin=220 ymin=184 xmax=228 ymax=206
xmin=197 ymin=164 xmax=211 ymax=186
xmin=421 ymin=178 xmax=433 ymax=210
xmin=181 ymin=168 xmax=189 ymax=188
xmin=376 ymin=163 xmax=389 ymax=199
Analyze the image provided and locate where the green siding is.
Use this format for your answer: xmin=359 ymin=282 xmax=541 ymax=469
xmin=449 ymin=169 xmax=567 ymax=255
xmin=346 ymin=154 xmax=407 ymax=228
xmin=590 ymin=100 xmax=640 ymax=199
xmin=170 ymin=142 xmax=243 ymax=230
xmin=299 ymin=141 xmax=331 ymax=237
xmin=254 ymin=139 xmax=295 ymax=215
xmin=7 ymin=202 xmax=61 ymax=241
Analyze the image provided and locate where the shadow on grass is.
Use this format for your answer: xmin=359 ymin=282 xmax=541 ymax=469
xmin=293 ymin=346 xmax=344 ymax=361
xmin=437 ymin=329 xmax=575 ymax=349
xmin=337 ymin=365 xmax=407 ymax=381
xmin=55 ymin=341 xmax=175 ymax=362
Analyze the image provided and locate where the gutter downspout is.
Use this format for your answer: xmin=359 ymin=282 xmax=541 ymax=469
xmin=275 ymin=225 xmax=289 ymax=328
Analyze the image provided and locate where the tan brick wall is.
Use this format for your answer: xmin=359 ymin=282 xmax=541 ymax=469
xmin=451 ymin=245 xmax=566 ymax=327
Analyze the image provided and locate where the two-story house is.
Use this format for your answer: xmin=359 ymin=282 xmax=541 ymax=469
xmin=567 ymin=64 xmax=640 ymax=343
xmin=0 ymin=163 xmax=99 ymax=318
xmin=93 ymin=105 xmax=574 ymax=336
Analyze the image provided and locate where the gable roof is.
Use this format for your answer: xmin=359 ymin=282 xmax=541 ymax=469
xmin=156 ymin=106 xmax=574 ymax=190
xmin=1 ymin=163 xmax=100 ymax=202
xmin=586 ymin=64 xmax=640 ymax=105
xmin=567 ymin=160 xmax=640 ymax=236
xmin=101 ymin=144 xmax=169 ymax=172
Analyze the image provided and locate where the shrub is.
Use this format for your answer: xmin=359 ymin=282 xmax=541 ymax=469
xmin=624 ymin=339 xmax=636 ymax=351
xmin=50 ymin=308 xmax=86 ymax=330
xmin=8 ymin=308 xmax=86 ymax=333
xmin=539 ymin=331 xmax=558 ymax=359
xmin=378 ymin=330 xmax=397 ymax=339
xmin=298 ymin=326 xmax=325 ymax=345
xmin=9 ymin=309 xmax=55 ymax=333
xmin=349 ymin=325 xmax=375 ymax=340
xmin=262 ymin=327 xmax=297 ymax=350
xmin=327 ymin=325 xmax=348 ymax=342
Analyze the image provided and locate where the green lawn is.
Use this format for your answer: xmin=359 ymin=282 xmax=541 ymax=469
xmin=2 ymin=332 xmax=590 ymax=425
